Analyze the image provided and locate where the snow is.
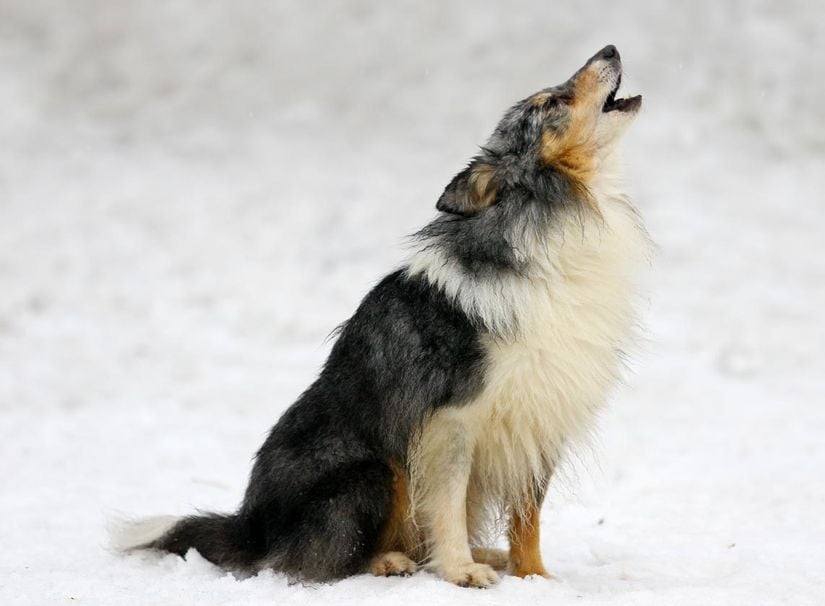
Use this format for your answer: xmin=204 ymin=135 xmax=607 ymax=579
xmin=1 ymin=1 xmax=824 ymax=604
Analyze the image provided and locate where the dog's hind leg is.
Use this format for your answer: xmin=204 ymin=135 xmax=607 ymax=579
xmin=368 ymin=551 xmax=417 ymax=577
xmin=251 ymin=458 xmax=396 ymax=581
xmin=470 ymin=547 xmax=509 ymax=570
xmin=368 ymin=463 xmax=419 ymax=577
xmin=465 ymin=480 xmax=509 ymax=571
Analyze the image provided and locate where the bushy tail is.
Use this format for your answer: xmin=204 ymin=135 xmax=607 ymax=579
xmin=111 ymin=513 xmax=260 ymax=570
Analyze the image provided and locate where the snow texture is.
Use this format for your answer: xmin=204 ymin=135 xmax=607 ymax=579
xmin=1 ymin=1 xmax=824 ymax=604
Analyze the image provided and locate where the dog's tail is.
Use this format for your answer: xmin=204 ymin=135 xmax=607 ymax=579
xmin=111 ymin=512 xmax=260 ymax=570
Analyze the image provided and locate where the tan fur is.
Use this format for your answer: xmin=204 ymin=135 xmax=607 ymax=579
xmin=541 ymin=128 xmax=599 ymax=184
xmin=508 ymin=494 xmax=550 ymax=578
xmin=377 ymin=462 xmax=424 ymax=561
xmin=368 ymin=551 xmax=417 ymax=577
xmin=468 ymin=163 xmax=497 ymax=212
xmin=540 ymin=66 xmax=609 ymax=187
xmin=531 ymin=92 xmax=551 ymax=106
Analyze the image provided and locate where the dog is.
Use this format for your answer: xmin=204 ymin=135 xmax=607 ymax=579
xmin=113 ymin=45 xmax=650 ymax=588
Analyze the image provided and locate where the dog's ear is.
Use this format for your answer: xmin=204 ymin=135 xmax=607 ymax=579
xmin=436 ymin=161 xmax=498 ymax=217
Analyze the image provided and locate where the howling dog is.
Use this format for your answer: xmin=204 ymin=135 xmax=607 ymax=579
xmin=115 ymin=45 xmax=650 ymax=588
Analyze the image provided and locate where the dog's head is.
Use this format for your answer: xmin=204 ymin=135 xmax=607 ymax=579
xmin=438 ymin=45 xmax=641 ymax=217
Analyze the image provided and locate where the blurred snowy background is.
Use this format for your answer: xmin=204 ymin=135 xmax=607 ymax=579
xmin=1 ymin=1 xmax=824 ymax=604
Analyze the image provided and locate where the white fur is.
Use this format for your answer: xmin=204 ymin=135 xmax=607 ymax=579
xmin=109 ymin=515 xmax=180 ymax=552
xmin=406 ymin=152 xmax=651 ymax=573
xmin=405 ymin=245 xmax=534 ymax=338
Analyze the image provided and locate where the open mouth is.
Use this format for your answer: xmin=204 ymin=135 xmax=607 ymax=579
xmin=602 ymin=75 xmax=642 ymax=113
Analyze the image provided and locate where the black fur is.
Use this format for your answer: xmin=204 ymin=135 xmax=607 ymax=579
xmin=152 ymin=271 xmax=485 ymax=580
xmin=417 ymin=166 xmax=580 ymax=280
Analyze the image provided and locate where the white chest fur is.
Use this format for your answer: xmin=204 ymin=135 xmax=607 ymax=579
xmin=408 ymin=182 xmax=650 ymax=531
xmin=470 ymin=194 xmax=649 ymax=513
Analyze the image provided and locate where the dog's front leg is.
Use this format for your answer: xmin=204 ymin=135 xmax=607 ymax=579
xmin=417 ymin=415 xmax=499 ymax=588
xmin=508 ymin=487 xmax=551 ymax=578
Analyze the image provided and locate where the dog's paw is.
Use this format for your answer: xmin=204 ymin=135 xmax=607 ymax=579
xmin=441 ymin=562 xmax=500 ymax=588
xmin=511 ymin=563 xmax=553 ymax=579
xmin=368 ymin=551 xmax=418 ymax=577
xmin=470 ymin=547 xmax=509 ymax=571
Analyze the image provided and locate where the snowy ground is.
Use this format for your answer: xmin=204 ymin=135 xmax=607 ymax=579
xmin=1 ymin=1 xmax=824 ymax=604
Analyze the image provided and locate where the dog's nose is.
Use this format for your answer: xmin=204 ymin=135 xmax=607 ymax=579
xmin=598 ymin=45 xmax=619 ymax=60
